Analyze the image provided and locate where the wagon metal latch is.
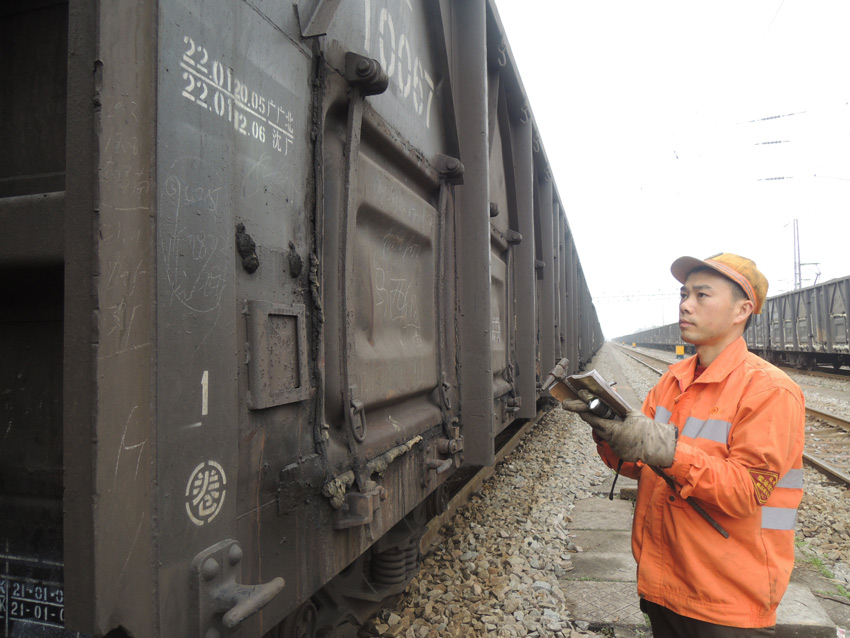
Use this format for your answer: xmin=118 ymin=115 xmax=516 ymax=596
xmin=424 ymin=430 xmax=463 ymax=482
xmin=427 ymin=436 xmax=462 ymax=475
xmin=332 ymin=479 xmax=385 ymax=530
xmin=192 ymin=540 xmax=285 ymax=637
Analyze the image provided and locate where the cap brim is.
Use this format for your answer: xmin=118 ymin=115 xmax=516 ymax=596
xmin=671 ymin=256 xmax=711 ymax=284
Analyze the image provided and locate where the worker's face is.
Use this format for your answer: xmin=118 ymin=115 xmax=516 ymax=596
xmin=678 ymin=270 xmax=751 ymax=346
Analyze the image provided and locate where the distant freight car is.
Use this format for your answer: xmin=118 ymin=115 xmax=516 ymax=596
xmin=619 ymin=276 xmax=850 ymax=370
xmin=747 ymin=276 xmax=850 ymax=370
xmin=0 ymin=1 xmax=602 ymax=636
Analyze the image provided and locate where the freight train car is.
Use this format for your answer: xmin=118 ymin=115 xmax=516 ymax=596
xmin=618 ymin=276 xmax=850 ymax=371
xmin=618 ymin=322 xmax=687 ymax=354
xmin=747 ymin=276 xmax=850 ymax=370
xmin=0 ymin=1 xmax=602 ymax=636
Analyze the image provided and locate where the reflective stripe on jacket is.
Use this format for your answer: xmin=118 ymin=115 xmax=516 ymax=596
xmin=596 ymin=337 xmax=805 ymax=627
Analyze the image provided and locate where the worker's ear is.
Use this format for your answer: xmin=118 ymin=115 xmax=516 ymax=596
xmin=733 ymin=298 xmax=753 ymax=326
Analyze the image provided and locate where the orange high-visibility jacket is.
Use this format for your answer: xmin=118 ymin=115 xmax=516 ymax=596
xmin=597 ymin=337 xmax=805 ymax=627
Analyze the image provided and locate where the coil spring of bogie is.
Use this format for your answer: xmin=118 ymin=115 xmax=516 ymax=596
xmin=405 ymin=541 xmax=418 ymax=577
xmin=371 ymin=547 xmax=406 ymax=585
xmin=371 ymin=538 xmax=419 ymax=586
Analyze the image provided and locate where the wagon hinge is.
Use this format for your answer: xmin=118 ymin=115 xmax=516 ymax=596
xmin=345 ymin=384 xmax=366 ymax=443
xmin=520 ymin=101 xmax=530 ymax=124
xmin=344 ymin=52 xmax=389 ymax=96
xmin=432 ymin=372 xmax=452 ymax=412
xmin=435 ymin=154 xmax=464 ymax=185
xmin=431 ymin=373 xmax=456 ymax=437
xmin=191 ymin=540 xmax=285 ymax=638
xmin=503 ymin=362 xmax=515 ymax=385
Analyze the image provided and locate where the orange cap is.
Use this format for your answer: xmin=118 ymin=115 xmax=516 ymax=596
xmin=671 ymin=253 xmax=769 ymax=314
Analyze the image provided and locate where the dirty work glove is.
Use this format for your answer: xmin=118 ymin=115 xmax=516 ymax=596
xmin=581 ymin=410 xmax=677 ymax=468
xmin=560 ymin=398 xmax=590 ymax=413
xmin=560 ymin=389 xmax=595 ymax=414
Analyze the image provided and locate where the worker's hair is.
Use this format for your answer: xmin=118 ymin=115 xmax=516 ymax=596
xmin=689 ymin=266 xmax=754 ymax=331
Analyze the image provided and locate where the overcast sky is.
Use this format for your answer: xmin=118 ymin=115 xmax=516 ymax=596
xmin=494 ymin=1 xmax=850 ymax=338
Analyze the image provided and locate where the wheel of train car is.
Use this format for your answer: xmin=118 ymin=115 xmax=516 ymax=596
xmin=834 ymin=362 xmax=843 ymax=371
xmin=806 ymin=356 xmax=817 ymax=371
xmin=277 ymin=600 xmax=318 ymax=638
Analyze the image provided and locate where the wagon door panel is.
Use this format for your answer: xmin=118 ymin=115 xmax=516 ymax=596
xmin=321 ymin=137 xmax=444 ymax=455
xmin=317 ymin=0 xmax=461 ymax=578
xmin=825 ymin=279 xmax=849 ymax=353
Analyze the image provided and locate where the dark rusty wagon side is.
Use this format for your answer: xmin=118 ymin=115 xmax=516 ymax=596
xmin=0 ymin=1 xmax=602 ymax=636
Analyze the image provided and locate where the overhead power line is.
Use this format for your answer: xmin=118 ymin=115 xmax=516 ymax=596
xmin=747 ymin=111 xmax=807 ymax=123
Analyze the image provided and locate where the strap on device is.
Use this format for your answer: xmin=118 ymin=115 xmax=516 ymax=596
xmin=608 ymin=459 xmax=624 ymax=501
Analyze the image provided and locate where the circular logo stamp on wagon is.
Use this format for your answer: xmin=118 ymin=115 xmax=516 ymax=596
xmin=185 ymin=460 xmax=227 ymax=525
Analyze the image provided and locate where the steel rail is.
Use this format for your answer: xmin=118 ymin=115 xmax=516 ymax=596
xmin=802 ymin=452 xmax=850 ymax=487
xmin=612 ymin=345 xmax=666 ymax=376
xmin=804 ymin=408 xmax=850 ymax=487
xmin=806 ymin=406 xmax=850 ymax=433
xmin=780 ymin=365 xmax=850 ymax=380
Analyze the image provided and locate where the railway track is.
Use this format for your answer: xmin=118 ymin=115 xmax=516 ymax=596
xmin=612 ymin=344 xmax=675 ymax=374
xmin=781 ymin=365 xmax=850 ymax=380
xmin=805 ymin=407 xmax=850 ymax=486
xmin=612 ymin=344 xmax=850 ymax=488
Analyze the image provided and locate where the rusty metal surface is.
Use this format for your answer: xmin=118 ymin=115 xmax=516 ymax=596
xmin=511 ymin=115 xmax=539 ymax=419
xmin=64 ymin=0 xmax=159 ymax=634
xmin=449 ymin=0 xmax=493 ymax=465
xmin=486 ymin=60 xmax=537 ymax=428
xmin=328 ymin=1 xmax=455 ymax=163
xmin=0 ymin=267 xmax=67 ymax=637
xmin=536 ymin=175 xmax=557 ymax=384
xmin=2 ymin=0 xmax=605 ymax=636
xmin=0 ymin=3 xmax=72 ymax=637
xmin=155 ymin=0 xmax=310 ymax=634
xmin=0 ymin=2 xmax=67 ymax=199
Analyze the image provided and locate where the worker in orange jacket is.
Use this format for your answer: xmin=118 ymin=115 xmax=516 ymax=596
xmin=563 ymin=253 xmax=805 ymax=637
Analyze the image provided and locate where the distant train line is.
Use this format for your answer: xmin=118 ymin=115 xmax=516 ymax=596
xmin=617 ymin=342 xmax=850 ymax=381
xmin=618 ymin=275 xmax=850 ymax=373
